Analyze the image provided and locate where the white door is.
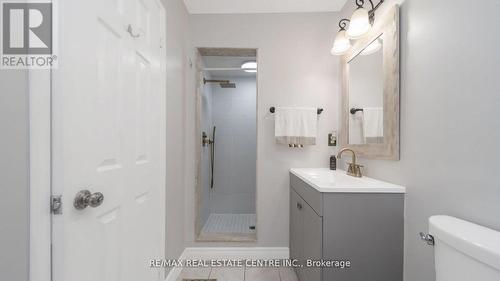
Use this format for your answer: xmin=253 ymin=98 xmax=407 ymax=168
xmin=51 ymin=0 xmax=166 ymax=280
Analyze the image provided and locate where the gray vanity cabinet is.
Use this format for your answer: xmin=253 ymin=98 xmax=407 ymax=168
xmin=290 ymin=189 xmax=322 ymax=281
xmin=290 ymin=173 xmax=404 ymax=281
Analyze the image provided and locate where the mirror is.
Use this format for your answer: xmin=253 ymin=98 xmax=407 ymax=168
xmin=348 ymin=36 xmax=384 ymax=145
xmin=340 ymin=5 xmax=400 ymax=160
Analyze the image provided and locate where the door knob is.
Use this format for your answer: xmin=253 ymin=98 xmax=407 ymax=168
xmin=89 ymin=192 xmax=104 ymax=207
xmin=74 ymin=190 xmax=105 ymax=210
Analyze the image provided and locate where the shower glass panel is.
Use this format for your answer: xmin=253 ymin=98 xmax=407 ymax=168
xmin=196 ymin=48 xmax=258 ymax=242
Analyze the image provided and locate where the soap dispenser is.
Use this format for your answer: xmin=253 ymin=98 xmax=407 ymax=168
xmin=330 ymin=155 xmax=337 ymax=170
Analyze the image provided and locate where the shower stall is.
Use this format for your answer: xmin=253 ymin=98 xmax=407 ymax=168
xmin=196 ymin=48 xmax=258 ymax=241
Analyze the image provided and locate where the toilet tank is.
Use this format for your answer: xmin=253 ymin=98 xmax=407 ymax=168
xmin=429 ymin=216 xmax=500 ymax=281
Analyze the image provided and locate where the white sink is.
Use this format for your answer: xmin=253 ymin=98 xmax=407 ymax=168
xmin=290 ymin=168 xmax=405 ymax=193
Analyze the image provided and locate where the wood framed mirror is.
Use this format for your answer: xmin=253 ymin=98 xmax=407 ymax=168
xmin=339 ymin=5 xmax=400 ymax=160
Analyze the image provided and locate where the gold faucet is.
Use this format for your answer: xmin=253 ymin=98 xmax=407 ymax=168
xmin=337 ymin=148 xmax=363 ymax=177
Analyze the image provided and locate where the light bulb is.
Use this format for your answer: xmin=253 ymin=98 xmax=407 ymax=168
xmin=346 ymin=8 xmax=371 ymax=39
xmin=331 ymin=30 xmax=351 ymax=56
xmin=361 ymin=38 xmax=382 ymax=55
xmin=241 ymin=61 xmax=257 ymax=73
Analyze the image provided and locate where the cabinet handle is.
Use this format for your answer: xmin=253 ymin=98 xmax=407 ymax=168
xmin=297 ymin=202 xmax=303 ymax=210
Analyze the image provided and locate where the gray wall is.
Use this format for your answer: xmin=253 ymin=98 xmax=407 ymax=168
xmin=339 ymin=0 xmax=500 ymax=280
xmin=162 ymin=0 xmax=193 ymax=271
xmin=0 ymin=71 xmax=29 ymax=281
xmin=186 ymin=12 xmax=340 ymax=246
xmin=210 ymin=77 xmax=257 ymax=215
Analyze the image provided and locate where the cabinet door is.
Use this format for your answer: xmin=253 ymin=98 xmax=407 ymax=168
xmin=322 ymin=193 xmax=404 ymax=281
xmin=290 ymin=190 xmax=305 ymax=280
xmin=302 ymin=200 xmax=322 ymax=281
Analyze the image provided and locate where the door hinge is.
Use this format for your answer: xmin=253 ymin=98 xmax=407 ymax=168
xmin=51 ymin=195 xmax=63 ymax=215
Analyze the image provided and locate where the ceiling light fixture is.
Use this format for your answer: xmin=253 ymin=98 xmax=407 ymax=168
xmin=331 ymin=0 xmax=385 ymax=56
xmin=241 ymin=61 xmax=257 ymax=73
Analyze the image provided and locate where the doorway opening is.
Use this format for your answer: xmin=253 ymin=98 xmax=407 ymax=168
xmin=195 ymin=47 xmax=258 ymax=242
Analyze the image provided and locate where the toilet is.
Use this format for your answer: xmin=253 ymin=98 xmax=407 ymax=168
xmin=429 ymin=216 xmax=500 ymax=281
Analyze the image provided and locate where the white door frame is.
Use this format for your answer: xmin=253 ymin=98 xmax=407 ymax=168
xmin=28 ymin=1 xmax=167 ymax=280
xmin=28 ymin=68 xmax=52 ymax=281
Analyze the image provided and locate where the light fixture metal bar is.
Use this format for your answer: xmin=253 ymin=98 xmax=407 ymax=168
xmin=336 ymin=0 xmax=385 ymax=31
xmin=355 ymin=0 xmax=384 ymax=12
xmin=368 ymin=0 xmax=385 ymax=14
xmin=338 ymin=18 xmax=350 ymax=31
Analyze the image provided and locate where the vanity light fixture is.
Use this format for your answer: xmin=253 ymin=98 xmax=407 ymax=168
xmin=331 ymin=19 xmax=352 ymax=55
xmin=331 ymin=0 xmax=385 ymax=56
xmin=241 ymin=61 xmax=257 ymax=73
xmin=346 ymin=6 xmax=371 ymax=39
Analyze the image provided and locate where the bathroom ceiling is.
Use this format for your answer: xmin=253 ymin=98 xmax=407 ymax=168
xmin=183 ymin=0 xmax=348 ymax=14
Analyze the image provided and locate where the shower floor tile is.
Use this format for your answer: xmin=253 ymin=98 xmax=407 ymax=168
xmin=201 ymin=213 xmax=256 ymax=234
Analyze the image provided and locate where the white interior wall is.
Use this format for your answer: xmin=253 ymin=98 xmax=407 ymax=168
xmin=339 ymin=1 xmax=500 ymax=281
xmin=162 ymin=0 xmax=194 ymax=272
xmin=186 ymin=12 xmax=340 ymax=246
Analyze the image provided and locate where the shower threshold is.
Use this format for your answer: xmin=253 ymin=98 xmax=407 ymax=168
xmin=198 ymin=213 xmax=257 ymax=242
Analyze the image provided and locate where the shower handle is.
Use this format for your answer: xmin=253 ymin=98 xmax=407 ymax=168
xmin=210 ymin=126 xmax=216 ymax=189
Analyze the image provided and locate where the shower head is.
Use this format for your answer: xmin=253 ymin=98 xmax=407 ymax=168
xmin=203 ymin=78 xmax=236 ymax=88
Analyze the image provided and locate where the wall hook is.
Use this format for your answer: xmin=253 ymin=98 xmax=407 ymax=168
xmin=126 ymin=24 xmax=140 ymax=38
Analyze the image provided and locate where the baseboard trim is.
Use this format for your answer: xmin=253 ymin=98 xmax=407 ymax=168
xmin=182 ymin=247 xmax=290 ymax=260
xmin=165 ymin=247 xmax=289 ymax=281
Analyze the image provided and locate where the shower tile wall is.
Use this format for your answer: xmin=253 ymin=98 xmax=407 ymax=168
xmin=211 ymin=77 xmax=256 ymax=214
xmin=201 ymin=81 xmax=214 ymax=227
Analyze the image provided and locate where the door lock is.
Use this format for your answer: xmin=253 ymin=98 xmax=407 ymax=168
xmin=74 ymin=190 xmax=104 ymax=210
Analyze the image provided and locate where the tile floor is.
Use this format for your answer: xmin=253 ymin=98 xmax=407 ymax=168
xmin=176 ymin=265 xmax=298 ymax=281
xmin=201 ymin=214 xmax=257 ymax=234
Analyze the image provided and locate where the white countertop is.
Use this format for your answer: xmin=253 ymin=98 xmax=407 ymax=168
xmin=290 ymin=168 xmax=406 ymax=193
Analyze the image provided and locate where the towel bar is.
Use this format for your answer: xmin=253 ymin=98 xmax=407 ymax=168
xmin=269 ymin=107 xmax=323 ymax=115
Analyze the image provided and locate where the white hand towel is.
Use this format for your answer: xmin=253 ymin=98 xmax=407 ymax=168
xmin=275 ymin=107 xmax=317 ymax=146
xmin=362 ymin=107 xmax=384 ymax=141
